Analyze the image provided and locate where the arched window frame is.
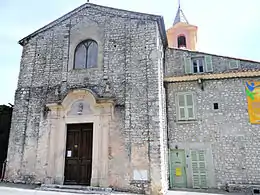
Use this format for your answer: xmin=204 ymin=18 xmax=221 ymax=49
xmin=177 ymin=35 xmax=187 ymax=48
xmin=73 ymin=39 xmax=98 ymax=69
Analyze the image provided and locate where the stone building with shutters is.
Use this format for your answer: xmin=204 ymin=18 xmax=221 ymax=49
xmin=165 ymin=4 xmax=260 ymax=191
xmin=4 ymin=2 xmax=260 ymax=195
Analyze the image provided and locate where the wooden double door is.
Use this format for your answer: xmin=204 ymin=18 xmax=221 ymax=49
xmin=64 ymin=123 xmax=93 ymax=185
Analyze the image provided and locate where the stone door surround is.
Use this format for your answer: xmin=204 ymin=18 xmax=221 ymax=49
xmin=46 ymin=89 xmax=114 ymax=187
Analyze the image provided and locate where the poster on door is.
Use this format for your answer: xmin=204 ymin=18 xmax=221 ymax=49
xmin=175 ymin=167 xmax=182 ymax=176
xmin=245 ymin=81 xmax=260 ymax=124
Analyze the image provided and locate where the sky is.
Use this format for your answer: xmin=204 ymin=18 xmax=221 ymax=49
xmin=0 ymin=0 xmax=260 ymax=105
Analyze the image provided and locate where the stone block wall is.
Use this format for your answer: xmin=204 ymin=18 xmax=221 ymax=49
xmin=165 ymin=46 xmax=260 ymax=188
xmin=6 ymin=3 xmax=167 ymax=194
xmin=165 ymin=48 xmax=260 ymax=77
xmin=165 ymin=47 xmax=260 ymax=189
xmin=166 ymin=78 xmax=260 ymax=188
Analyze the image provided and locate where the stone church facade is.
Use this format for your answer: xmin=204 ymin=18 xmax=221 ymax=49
xmin=4 ymin=2 xmax=260 ymax=195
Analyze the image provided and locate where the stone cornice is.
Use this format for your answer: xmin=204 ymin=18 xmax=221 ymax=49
xmin=164 ymin=70 xmax=260 ymax=82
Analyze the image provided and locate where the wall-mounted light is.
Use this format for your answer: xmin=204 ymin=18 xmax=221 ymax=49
xmin=197 ymin=78 xmax=204 ymax=90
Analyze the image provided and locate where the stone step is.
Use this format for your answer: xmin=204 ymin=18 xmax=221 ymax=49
xmin=38 ymin=184 xmax=142 ymax=195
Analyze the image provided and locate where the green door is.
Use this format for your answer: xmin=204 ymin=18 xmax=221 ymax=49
xmin=169 ymin=149 xmax=187 ymax=188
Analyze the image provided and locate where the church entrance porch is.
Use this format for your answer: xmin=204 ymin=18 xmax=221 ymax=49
xmin=64 ymin=123 xmax=93 ymax=185
xmin=43 ymin=89 xmax=114 ymax=187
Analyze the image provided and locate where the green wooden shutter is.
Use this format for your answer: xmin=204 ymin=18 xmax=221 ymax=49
xmin=198 ymin=150 xmax=207 ymax=188
xmin=177 ymin=93 xmax=195 ymax=121
xmin=236 ymin=60 xmax=240 ymax=68
xmin=184 ymin=57 xmax=192 ymax=74
xmin=186 ymin=94 xmax=194 ymax=119
xmin=191 ymin=150 xmax=208 ymax=189
xmin=191 ymin=151 xmax=200 ymax=188
xmin=178 ymin=94 xmax=186 ymax=120
xmin=204 ymin=55 xmax=213 ymax=72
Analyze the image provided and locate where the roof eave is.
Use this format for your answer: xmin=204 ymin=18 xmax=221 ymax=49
xmin=157 ymin=16 xmax=168 ymax=48
xmin=19 ymin=37 xmax=29 ymax=46
xmin=164 ymin=70 xmax=260 ymax=83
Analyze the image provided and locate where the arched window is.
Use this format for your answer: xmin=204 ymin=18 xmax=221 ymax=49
xmin=74 ymin=40 xmax=98 ymax=69
xmin=177 ymin=35 xmax=187 ymax=48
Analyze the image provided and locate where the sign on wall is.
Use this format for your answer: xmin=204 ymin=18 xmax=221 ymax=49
xmin=246 ymin=81 xmax=260 ymax=124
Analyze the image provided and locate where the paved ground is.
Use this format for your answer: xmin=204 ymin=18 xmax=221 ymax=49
xmin=0 ymin=187 xmax=246 ymax=195
xmin=0 ymin=185 xmax=136 ymax=195
xmin=166 ymin=188 xmax=245 ymax=195
xmin=1 ymin=187 xmax=74 ymax=195
xmin=0 ymin=186 xmax=138 ymax=195
xmin=0 ymin=183 xmax=246 ymax=195
xmin=166 ymin=191 xmax=244 ymax=195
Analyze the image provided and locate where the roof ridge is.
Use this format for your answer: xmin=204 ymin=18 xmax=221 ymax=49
xmin=169 ymin=48 xmax=260 ymax=63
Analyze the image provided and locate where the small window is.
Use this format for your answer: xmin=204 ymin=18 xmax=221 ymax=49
xmin=178 ymin=35 xmax=187 ymax=49
xmin=74 ymin=40 xmax=98 ymax=69
xmin=177 ymin=92 xmax=195 ymax=121
xmin=184 ymin=55 xmax=213 ymax=74
xmin=229 ymin=59 xmax=240 ymax=69
xmin=192 ymin=57 xmax=204 ymax=73
xmin=213 ymin=103 xmax=218 ymax=110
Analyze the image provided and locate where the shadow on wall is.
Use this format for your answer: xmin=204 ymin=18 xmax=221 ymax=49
xmin=0 ymin=104 xmax=13 ymax=180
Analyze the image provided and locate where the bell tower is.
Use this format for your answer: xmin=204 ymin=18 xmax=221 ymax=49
xmin=167 ymin=0 xmax=198 ymax=50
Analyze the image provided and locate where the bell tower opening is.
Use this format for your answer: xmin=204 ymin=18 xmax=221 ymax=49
xmin=166 ymin=1 xmax=198 ymax=51
xmin=177 ymin=35 xmax=187 ymax=49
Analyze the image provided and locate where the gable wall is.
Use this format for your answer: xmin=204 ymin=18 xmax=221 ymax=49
xmin=6 ymin=5 xmax=166 ymax=194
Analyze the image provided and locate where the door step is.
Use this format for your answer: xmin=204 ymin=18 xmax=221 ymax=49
xmin=38 ymin=184 xmax=142 ymax=195
xmin=38 ymin=184 xmax=112 ymax=194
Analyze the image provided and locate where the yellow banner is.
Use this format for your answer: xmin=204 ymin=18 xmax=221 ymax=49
xmin=246 ymin=81 xmax=260 ymax=124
